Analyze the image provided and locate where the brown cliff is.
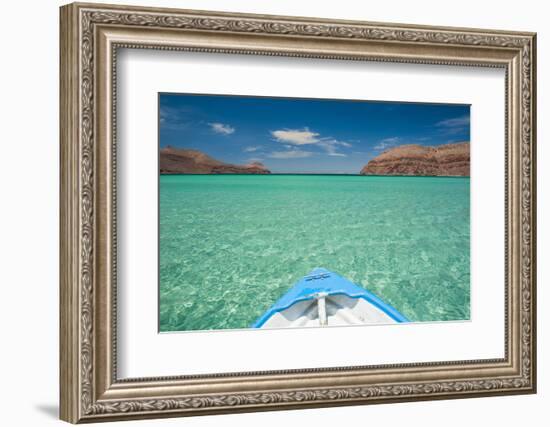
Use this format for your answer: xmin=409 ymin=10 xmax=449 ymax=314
xmin=160 ymin=147 xmax=270 ymax=174
xmin=360 ymin=142 xmax=469 ymax=176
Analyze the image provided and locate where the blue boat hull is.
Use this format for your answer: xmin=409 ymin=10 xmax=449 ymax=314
xmin=252 ymin=268 xmax=409 ymax=329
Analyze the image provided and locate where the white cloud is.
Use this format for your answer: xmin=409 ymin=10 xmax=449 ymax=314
xmin=270 ymin=127 xmax=352 ymax=157
xmin=268 ymin=150 xmax=313 ymax=159
xmin=209 ymin=122 xmax=235 ymax=135
xmin=374 ymin=137 xmax=400 ymax=151
xmin=436 ymin=115 xmax=470 ymax=128
xmin=270 ymin=128 xmax=320 ymax=145
xmin=317 ymin=139 xmax=350 ymax=157
xmin=435 ymin=115 xmax=470 ymax=135
xmin=159 ymin=106 xmax=192 ymax=131
xmin=243 ymin=145 xmax=262 ymax=152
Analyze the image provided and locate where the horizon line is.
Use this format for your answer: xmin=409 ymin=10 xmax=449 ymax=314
xmin=160 ymin=173 xmax=470 ymax=178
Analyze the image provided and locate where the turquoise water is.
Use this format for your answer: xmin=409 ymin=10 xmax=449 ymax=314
xmin=159 ymin=175 xmax=470 ymax=332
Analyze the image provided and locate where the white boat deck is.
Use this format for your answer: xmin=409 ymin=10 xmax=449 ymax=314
xmin=260 ymin=293 xmax=399 ymax=329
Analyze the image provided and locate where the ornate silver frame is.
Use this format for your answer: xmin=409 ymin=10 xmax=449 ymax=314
xmin=60 ymin=2 xmax=536 ymax=423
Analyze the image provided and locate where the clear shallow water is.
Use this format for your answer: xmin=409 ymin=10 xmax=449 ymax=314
xmin=159 ymin=175 xmax=470 ymax=332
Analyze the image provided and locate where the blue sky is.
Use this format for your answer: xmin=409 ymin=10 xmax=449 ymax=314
xmin=159 ymin=93 xmax=470 ymax=174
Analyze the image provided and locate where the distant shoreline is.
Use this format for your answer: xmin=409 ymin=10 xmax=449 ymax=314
xmin=160 ymin=173 xmax=470 ymax=178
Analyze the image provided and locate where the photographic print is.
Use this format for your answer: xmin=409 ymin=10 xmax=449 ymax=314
xmin=159 ymin=93 xmax=470 ymax=332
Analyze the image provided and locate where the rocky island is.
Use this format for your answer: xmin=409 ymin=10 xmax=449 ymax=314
xmin=360 ymin=142 xmax=470 ymax=177
xmin=160 ymin=146 xmax=271 ymax=174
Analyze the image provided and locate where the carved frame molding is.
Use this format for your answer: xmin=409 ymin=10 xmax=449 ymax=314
xmin=60 ymin=2 xmax=536 ymax=423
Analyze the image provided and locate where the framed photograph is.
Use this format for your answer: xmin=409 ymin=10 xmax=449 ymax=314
xmin=60 ymin=2 xmax=537 ymax=423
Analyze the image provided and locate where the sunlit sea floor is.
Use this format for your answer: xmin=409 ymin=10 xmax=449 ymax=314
xmin=159 ymin=175 xmax=470 ymax=332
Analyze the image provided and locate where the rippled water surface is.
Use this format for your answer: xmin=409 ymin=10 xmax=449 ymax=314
xmin=159 ymin=175 xmax=470 ymax=332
